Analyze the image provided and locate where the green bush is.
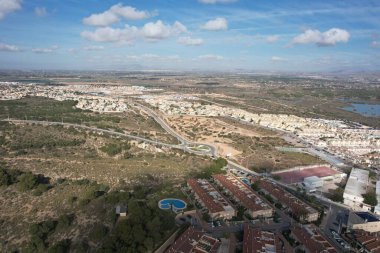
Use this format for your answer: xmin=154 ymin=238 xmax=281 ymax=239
xmin=18 ymin=172 xmax=39 ymax=191
xmin=56 ymin=214 xmax=74 ymax=230
xmin=48 ymin=239 xmax=71 ymax=253
xmin=33 ymin=184 xmax=51 ymax=196
xmin=89 ymin=224 xmax=109 ymax=242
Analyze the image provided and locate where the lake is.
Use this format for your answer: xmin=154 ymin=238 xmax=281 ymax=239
xmin=342 ymin=103 xmax=380 ymax=117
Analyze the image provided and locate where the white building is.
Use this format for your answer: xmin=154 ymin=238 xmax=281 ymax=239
xmin=375 ymin=181 xmax=380 ymax=216
xmin=343 ymin=168 xmax=370 ymax=211
xmin=303 ymin=176 xmax=324 ymax=193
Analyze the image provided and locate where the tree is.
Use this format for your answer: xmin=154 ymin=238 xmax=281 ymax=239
xmin=251 ymin=182 xmax=260 ymax=191
xmin=330 ymin=187 xmax=344 ymax=202
xmin=363 ymin=191 xmax=378 ymax=206
xmin=0 ymin=168 xmax=10 ymax=186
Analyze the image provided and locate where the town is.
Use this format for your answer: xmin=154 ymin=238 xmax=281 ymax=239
xmin=0 ymin=77 xmax=379 ymax=253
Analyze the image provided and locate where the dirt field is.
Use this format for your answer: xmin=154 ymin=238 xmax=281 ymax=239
xmin=166 ymin=115 xmax=278 ymax=159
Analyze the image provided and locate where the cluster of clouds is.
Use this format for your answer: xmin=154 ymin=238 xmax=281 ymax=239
xmin=81 ymin=20 xmax=187 ymax=43
xmin=0 ymin=42 xmax=20 ymax=52
xmin=83 ymin=3 xmax=152 ymax=26
xmin=81 ymin=3 xmax=231 ymax=45
xmin=292 ymin=28 xmax=350 ymax=46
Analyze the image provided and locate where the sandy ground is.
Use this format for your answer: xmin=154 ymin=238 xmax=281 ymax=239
xmin=166 ymin=115 xmax=270 ymax=159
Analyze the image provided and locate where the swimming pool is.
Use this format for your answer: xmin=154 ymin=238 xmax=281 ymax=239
xmin=158 ymin=198 xmax=187 ymax=212
xmin=241 ymin=178 xmax=250 ymax=185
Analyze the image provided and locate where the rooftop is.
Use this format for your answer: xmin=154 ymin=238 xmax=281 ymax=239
xmin=344 ymin=168 xmax=369 ymax=198
xmin=165 ymin=227 xmax=220 ymax=253
xmin=187 ymin=178 xmax=234 ymax=214
xmin=213 ymin=174 xmax=271 ymax=213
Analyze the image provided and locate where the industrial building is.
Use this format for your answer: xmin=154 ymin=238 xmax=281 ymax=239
xmin=303 ymin=176 xmax=324 ymax=193
xmin=343 ymin=168 xmax=370 ymax=211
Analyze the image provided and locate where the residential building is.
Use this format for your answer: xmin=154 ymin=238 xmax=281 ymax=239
xmin=187 ymin=178 xmax=236 ymax=219
xmin=243 ymin=224 xmax=289 ymax=253
xmin=213 ymin=174 xmax=273 ymax=218
xmin=292 ymin=225 xmax=338 ymax=253
xmin=165 ymin=226 xmax=220 ymax=253
xmin=259 ymin=180 xmax=319 ymax=222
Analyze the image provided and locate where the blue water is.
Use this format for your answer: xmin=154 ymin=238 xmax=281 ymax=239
xmin=159 ymin=199 xmax=187 ymax=210
xmin=342 ymin=103 xmax=380 ymax=118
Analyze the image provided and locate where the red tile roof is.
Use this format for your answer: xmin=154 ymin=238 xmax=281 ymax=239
xmin=243 ymin=224 xmax=282 ymax=253
xmin=213 ymin=174 xmax=271 ymax=213
xmin=187 ymin=178 xmax=232 ymax=214
xmin=258 ymin=180 xmax=318 ymax=220
xmin=165 ymin=227 xmax=220 ymax=253
xmin=292 ymin=225 xmax=338 ymax=253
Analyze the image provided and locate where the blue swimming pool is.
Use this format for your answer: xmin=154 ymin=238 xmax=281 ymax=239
xmin=158 ymin=198 xmax=187 ymax=211
xmin=242 ymin=178 xmax=250 ymax=185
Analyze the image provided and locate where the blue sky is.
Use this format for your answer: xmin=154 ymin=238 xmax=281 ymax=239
xmin=0 ymin=0 xmax=379 ymax=72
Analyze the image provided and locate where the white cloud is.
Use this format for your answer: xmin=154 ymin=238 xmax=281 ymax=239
xmin=35 ymin=6 xmax=47 ymax=17
xmin=81 ymin=25 xmax=139 ymax=43
xmin=201 ymin=17 xmax=228 ymax=31
xmin=83 ymin=4 xmax=150 ymax=26
xmin=32 ymin=45 xmax=59 ymax=54
xmin=271 ymin=56 xmax=287 ymax=62
xmin=178 ymin=36 xmax=204 ymax=46
xmin=0 ymin=0 xmax=22 ymax=20
xmin=292 ymin=28 xmax=350 ymax=47
xmin=127 ymin=54 xmax=180 ymax=61
xmin=198 ymin=0 xmax=237 ymax=4
xmin=83 ymin=45 xmax=104 ymax=51
xmin=110 ymin=4 xmax=150 ymax=20
xmin=141 ymin=20 xmax=187 ymax=41
xmin=0 ymin=43 xmax=20 ymax=52
xmin=82 ymin=21 xmax=187 ymax=43
xmin=197 ymin=54 xmax=224 ymax=60
xmin=371 ymin=41 xmax=380 ymax=48
xmin=266 ymin=35 xmax=279 ymax=44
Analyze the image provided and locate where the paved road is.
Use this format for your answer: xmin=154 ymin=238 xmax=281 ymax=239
xmin=3 ymin=119 xmax=195 ymax=153
xmin=133 ymin=102 xmax=218 ymax=157
xmin=133 ymin=103 xmax=188 ymax=145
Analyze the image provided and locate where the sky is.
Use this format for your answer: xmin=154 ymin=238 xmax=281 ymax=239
xmin=0 ymin=0 xmax=379 ymax=72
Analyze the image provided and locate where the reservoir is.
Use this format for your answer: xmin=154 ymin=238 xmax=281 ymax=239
xmin=342 ymin=103 xmax=380 ymax=117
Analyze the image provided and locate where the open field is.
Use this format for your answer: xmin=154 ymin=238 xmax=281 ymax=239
xmin=0 ymin=120 xmax=211 ymax=252
xmin=227 ymin=132 xmax=324 ymax=172
xmin=0 ymin=122 xmax=210 ymax=186
xmin=0 ymin=97 xmax=179 ymax=145
xmin=166 ymin=115 xmax=279 ymax=158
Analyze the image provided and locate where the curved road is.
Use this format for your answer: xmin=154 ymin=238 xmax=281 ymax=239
xmin=133 ymin=102 xmax=217 ymax=157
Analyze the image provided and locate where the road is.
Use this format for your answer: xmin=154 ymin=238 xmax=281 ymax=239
xmin=133 ymin=103 xmax=188 ymax=145
xmin=3 ymin=118 xmax=218 ymax=157
xmin=133 ymin=102 xmax=218 ymax=157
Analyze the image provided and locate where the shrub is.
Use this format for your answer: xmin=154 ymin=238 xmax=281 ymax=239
xmin=18 ymin=172 xmax=39 ymax=191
